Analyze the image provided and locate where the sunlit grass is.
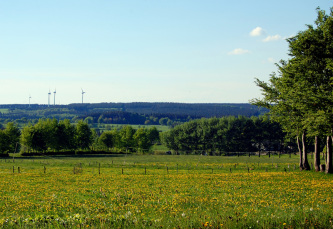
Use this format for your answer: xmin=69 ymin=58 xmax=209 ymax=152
xmin=0 ymin=155 xmax=332 ymax=228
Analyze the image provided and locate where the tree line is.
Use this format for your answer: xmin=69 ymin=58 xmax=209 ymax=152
xmin=0 ymin=119 xmax=160 ymax=155
xmin=160 ymin=116 xmax=286 ymax=154
xmin=79 ymin=111 xmax=191 ymax=126
xmin=68 ymin=102 xmax=267 ymax=117
xmin=251 ymin=7 xmax=333 ymax=173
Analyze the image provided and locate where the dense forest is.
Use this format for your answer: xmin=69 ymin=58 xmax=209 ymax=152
xmin=0 ymin=103 xmax=267 ymax=124
xmin=161 ymin=116 xmax=288 ymax=154
xmin=68 ymin=102 xmax=267 ymax=117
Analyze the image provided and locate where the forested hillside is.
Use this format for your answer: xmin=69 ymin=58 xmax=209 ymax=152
xmin=0 ymin=103 xmax=267 ymax=125
xmin=68 ymin=102 xmax=267 ymax=117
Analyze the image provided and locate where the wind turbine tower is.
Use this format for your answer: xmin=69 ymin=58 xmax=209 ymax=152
xmin=48 ymin=90 xmax=51 ymax=107
xmin=53 ymin=89 xmax=56 ymax=106
xmin=81 ymin=88 xmax=86 ymax=104
xmin=29 ymin=95 xmax=31 ymax=108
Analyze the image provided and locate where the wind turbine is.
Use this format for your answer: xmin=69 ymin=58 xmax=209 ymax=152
xmin=53 ymin=89 xmax=56 ymax=106
xmin=29 ymin=95 xmax=31 ymax=108
xmin=48 ymin=90 xmax=51 ymax=107
xmin=81 ymin=88 xmax=86 ymax=104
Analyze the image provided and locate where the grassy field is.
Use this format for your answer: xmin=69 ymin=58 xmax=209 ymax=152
xmin=92 ymin=123 xmax=170 ymax=132
xmin=0 ymin=109 xmax=9 ymax=114
xmin=0 ymin=154 xmax=332 ymax=228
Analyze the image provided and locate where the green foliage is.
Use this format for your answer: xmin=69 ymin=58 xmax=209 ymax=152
xmin=98 ymin=131 xmax=116 ymax=151
xmin=159 ymin=117 xmax=169 ymax=126
xmin=3 ymin=122 xmax=20 ymax=153
xmin=251 ymin=7 xmax=333 ymax=172
xmin=118 ymin=126 xmax=135 ymax=151
xmin=76 ymin=120 xmax=93 ymax=150
xmin=0 ymin=130 xmax=10 ymax=154
xmin=161 ymin=116 xmax=284 ymax=153
xmin=147 ymin=126 xmax=160 ymax=143
xmin=84 ymin=116 xmax=93 ymax=124
xmin=0 ymin=122 xmax=20 ymax=154
xmin=57 ymin=119 xmax=77 ymax=151
xmin=133 ymin=128 xmax=151 ymax=152
xmin=14 ymin=118 xmax=164 ymax=154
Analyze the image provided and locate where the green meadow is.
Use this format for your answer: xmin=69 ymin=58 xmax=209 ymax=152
xmin=93 ymin=123 xmax=170 ymax=132
xmin=0 ymin=154 xmax=332 ymax=228
xmin=0 ymin=109 xmax=9 ymax=114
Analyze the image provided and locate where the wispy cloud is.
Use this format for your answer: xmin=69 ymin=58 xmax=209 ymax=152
xmin=263 ymin=34 xmax=282 ymax=42
xmin=267 ymin=57 xmax=275 ymax=63
xmin=250 ymin=27 xmax=265 ymax=37
xmin=228 ymin=48 xmax=250 ymax=55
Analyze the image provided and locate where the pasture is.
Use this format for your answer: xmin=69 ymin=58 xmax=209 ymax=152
xmin=0 ymin=109 xmax=9 ymax=114
xmin=0 ymin=154 xmax=332 ymax=228
xmin=93 ymin=124 xmax=170 ymax=132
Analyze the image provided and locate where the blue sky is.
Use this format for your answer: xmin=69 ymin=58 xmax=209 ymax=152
xmin=0 ymin=0 xmax=332 ymax=105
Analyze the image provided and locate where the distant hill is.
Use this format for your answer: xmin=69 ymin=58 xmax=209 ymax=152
xmin=67 ymin=102 xmax=268 ymax=118
xmin=0 ymin=102 xmax=268 ymax=127
xmin=0 ymin=103 xmax=267 ymax=120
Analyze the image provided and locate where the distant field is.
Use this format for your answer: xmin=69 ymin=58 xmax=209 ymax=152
xmin=0 ymin=154 xmax=332 ymax=228
xmin=0 ymin=109 xmax=8 ymax=114
xmin=94 ymin=124 xmax=170 ymax=132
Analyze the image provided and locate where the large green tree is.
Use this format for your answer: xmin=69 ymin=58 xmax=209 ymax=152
xmin=76 ymin=120 xmax=93 ymax=150
xmin=0 ymin=130 xmax=10 ymax=154
xmin=133 ymin=128 xmax=151 ymax=152
xmin=119 ymin=126 xmax=135 ymax=152
xmin=99 ymin=130 xmax=117 ymax=151
xmin=58 ymin=119 xmax=77 ymax=151
xmin=3 ymin=122 xmax=20 ymax=153
xmin=161 ymin=116 xmax=283 ymax=154
xmin=252 ymin=7 xmax=333 ymax=173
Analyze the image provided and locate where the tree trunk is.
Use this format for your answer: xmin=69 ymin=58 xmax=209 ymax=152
xmin=314 ymin=136 xmax=320 ymax=172
xmin=297 ymin=135 xmax=303 ymax=170
xmin=302 ymin=130 xmax=310 ymax=170
xmin=326 ymin=136 xmax=333 ymax=173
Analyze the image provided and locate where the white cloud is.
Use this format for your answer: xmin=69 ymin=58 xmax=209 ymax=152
xmin=228 ymin=48 xmax=250 ymax=55
xmin=263 ymin=34 xmax=282 ymax=42
xmin=250 ymin=27 xmax=265 ymax=36
xmin=267 ymin=57 xmax=275 ymax=63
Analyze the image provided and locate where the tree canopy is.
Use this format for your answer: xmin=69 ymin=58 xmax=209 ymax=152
xmin=251 ymin=7 xmax=333 ymax=173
